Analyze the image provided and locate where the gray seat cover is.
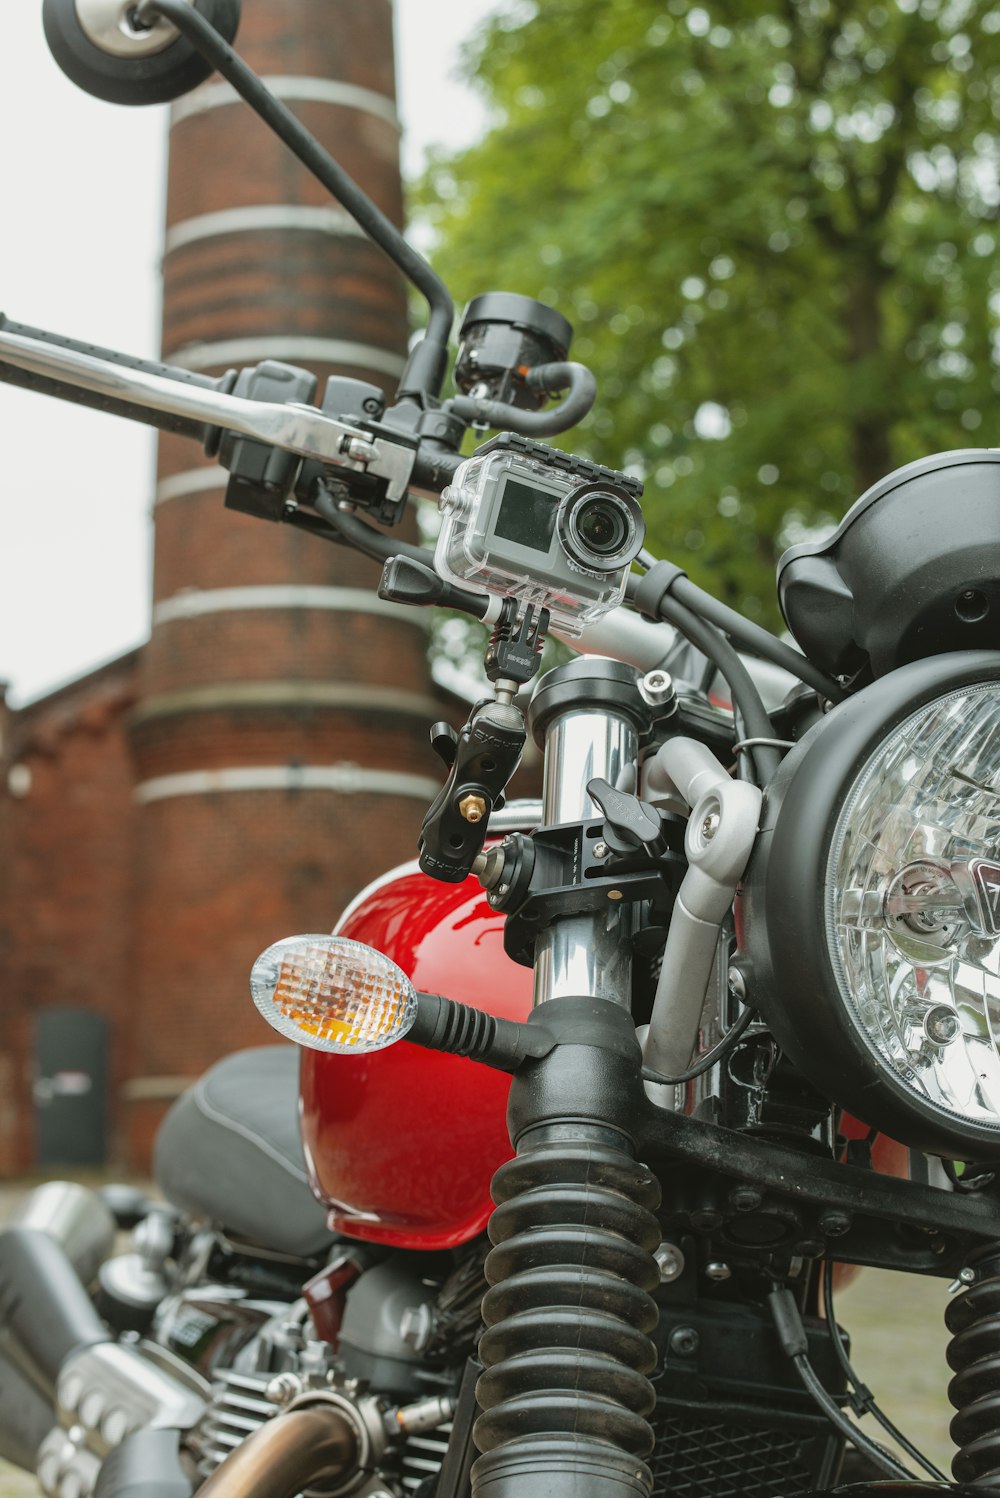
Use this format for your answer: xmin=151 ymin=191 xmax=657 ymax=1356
xmin=154 ymin=1046 xmax=333 ymax=1257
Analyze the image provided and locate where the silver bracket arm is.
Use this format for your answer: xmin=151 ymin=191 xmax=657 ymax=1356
xmin=641 ymin=737 xmax=762 ymax=1079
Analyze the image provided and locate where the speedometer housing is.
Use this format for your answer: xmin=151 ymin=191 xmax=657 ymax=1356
xmin=742 ymin=651 xmax=1000 ymax=1159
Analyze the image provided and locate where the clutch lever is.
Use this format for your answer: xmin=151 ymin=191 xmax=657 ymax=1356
xmin=0 ymin=326 xmax=415 ymax=503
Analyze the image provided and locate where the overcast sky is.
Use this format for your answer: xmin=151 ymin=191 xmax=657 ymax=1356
xmin=0 ymin=2 xmax=499 ymax=706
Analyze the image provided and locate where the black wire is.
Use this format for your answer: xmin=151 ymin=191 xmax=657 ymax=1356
xmin=670 ymin=575 xmax=845 ymax=704
xmin=822 ymin=1260 xmax=948 ymax=1482
xmin=647 ymin=591 xmax=781 ymax=784
xmin=642 ymin=1006 xmax=757 ymax=1087
xmin=768 ymin=1287 xmax=914 ymax=1480
xmin=792 ymin=1355 xmax=913 ymax=1479
xmin=312 ymin=487 xmax=435 ymax=566
xmin=137 ymin=0 xmax=454 ymax=363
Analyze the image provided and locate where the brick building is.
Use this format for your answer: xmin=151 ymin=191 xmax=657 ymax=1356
xmin=0 ymin=0 xmax=480 ymax=1172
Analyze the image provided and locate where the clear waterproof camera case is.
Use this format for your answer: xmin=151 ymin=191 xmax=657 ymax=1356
xmin=435 ymin=434 xmax=645 ymax=635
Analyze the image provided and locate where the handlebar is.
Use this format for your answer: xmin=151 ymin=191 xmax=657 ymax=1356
xmin=0 ymin=314 xmax=228 ymax=443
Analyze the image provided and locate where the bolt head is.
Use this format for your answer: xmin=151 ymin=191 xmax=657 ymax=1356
xmin=818 ymin=1210 xmax=852 ymax=1238
xmin=654 ymin=1243 xmax=686 ymax=1282
xmin=668 ymin=1326 xmax=700 ymax=1358
xmin=458 ymin=794 xmax=487 ymax=823
xmin=959 ymin=1266 xmax=977 ymax=1285
xmin=608 ymin=888 xmax=624 ymax=902
xmin=704 ymin=1261 xmax=732 ymax=1282
xmin=729 ymin=1186 xmax=762 ymax=1213
xmin=593 ymin=841 xmax=609 ymax=860
xmin=701 ymin=811 xmax=721 ymax=841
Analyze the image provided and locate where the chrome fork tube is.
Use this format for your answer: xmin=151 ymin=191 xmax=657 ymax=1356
xmin=529 ymin=663 xmax=644 ymax=1009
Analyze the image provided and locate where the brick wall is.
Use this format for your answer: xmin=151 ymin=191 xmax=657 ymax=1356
xmin=0 ymin=659 xmax=139 ymax=1169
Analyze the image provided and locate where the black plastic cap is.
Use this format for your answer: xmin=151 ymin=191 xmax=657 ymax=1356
xmin=459 ymin=294 xmax=573 ymax=359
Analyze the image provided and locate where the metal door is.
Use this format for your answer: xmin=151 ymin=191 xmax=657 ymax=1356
xmin=34 ymin=1009 xmax=108 ymax=1165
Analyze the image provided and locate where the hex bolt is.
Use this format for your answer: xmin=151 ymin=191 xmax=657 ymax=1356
xmin=459 ymin=794 xmax=487 ymax=823
xmin=668 ymin=1326 xmax=700 ymax=1358
xmin=654 ymin=1243 xmax=686 ymax=1283
xmin=818 ymin=1210 xmax=851 ymax=1238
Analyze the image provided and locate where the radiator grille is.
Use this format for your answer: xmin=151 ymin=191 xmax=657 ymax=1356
xmin=649 ymin=1408 xmax=838 ymax=1498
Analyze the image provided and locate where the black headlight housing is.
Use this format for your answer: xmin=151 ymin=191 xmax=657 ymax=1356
xmin=742 ymin=650 xmax=1000 ymax=1160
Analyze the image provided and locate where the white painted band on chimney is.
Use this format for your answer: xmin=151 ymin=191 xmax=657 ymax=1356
xmin=152 ymin=585 xmax=424 ymax=628
xmin=166 ymin=337 xmax=406 ymax=378
xmin=170 ymin=76 xmax=400 ymax=131
xmin=134 ymin=764 xmax=440 ymax=804
xmin=165 ymin=205 xmax=366 ymax=256
xmin=155 ymin=469 xmax=227 ymax=505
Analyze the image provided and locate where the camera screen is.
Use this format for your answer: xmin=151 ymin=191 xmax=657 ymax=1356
xmin=493 ymin=476 xmax=559 ymax=555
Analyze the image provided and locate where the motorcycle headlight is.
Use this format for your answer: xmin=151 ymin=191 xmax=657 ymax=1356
xmin=743 ymin=652 xmax=1000 ymax=1158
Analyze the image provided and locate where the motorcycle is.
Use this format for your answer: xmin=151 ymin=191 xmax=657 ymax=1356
xmin=2 ymin=5 xmax=1000 ymax=1498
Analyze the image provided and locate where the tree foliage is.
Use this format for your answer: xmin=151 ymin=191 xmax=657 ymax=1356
xmin=418 ymin=0 xmax=1000 ymax=623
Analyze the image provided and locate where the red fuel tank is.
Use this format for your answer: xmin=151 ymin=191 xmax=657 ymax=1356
xmin=299 ymin=859 xmax=532 ymax=1250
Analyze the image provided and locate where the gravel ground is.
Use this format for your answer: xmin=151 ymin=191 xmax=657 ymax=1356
xmin=0 ymin=1178 xmax=960 ymax=1495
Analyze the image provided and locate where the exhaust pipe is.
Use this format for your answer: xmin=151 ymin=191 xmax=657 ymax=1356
xmin=0 ymin=1344 xmax=56 ymax=1472
xmin=0 ymin=1225 xmax=109 ymax=1391
xmin=0 ymin=1181 xmax=117 ymax=1471
xmin=15 ymin=1180 xmax=116 ymax=1286
xmin=0 ymin=1183 xmax=206 ymax=1497
xmin=195 ymin=1403 xmax=363 ymax=1498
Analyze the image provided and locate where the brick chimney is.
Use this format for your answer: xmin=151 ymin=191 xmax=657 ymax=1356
xmin=124 ymin=0 xmax=439 ymax=1159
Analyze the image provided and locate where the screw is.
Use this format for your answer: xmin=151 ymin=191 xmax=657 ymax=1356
xmin=689 ymin=1207 xmax=723 ymax=1230
xmin=459 ymin=794 xmax=487 ymax=823
xmin=729 ymin=1186 xmax=762 ymax=1213
xmin=701 ymin=811 xmax=721 ymax=841
xmin=818 ymin=1210 xmax=851 ymax=1238
xmin=265 ymin=1373 xmax=303 ymax=1406
xmin=654 ymin=1243 xmax=686 ymax=1283
xmin=593 ymin=841 xmax=609 ymax=860
xmin=342 ymin=436 xmax=374 ymax=463
xmin=727 ymin=966 xmax=747 ymax=1002
xmin=960 ymin=1266 xmax=976 ymax=1284
xmin=705 ymin=1261 xmax=732 ymax=1282
xmin=793 ymin=1239 xmax=825 ymax=1259
xmin=668 ymin=1326 xmax=700 ymax=1358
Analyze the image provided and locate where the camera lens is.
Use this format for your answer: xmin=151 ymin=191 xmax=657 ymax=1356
xmin=575 ymin=497 xmax=628 ymax=556
xmin=559 ymin=483 xmax=645 ymax=572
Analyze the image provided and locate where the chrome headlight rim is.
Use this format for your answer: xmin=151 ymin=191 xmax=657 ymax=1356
xmin=744 ymin=649 xmax=1000 ymax=1160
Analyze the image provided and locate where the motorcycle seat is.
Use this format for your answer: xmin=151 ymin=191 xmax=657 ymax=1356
xmin=153 ymin=1046 xmax=334 ymax=1257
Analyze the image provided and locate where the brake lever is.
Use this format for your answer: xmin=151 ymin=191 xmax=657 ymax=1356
xmin=0 ymin=327 xmax=415 ymax=503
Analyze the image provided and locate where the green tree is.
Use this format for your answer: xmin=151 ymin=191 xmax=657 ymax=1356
xmin=419 ymin=0 xmax=1000 ymax=623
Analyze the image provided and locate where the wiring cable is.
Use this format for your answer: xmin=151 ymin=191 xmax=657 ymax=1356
xmin=821 ymin=1259 xmax=947 ymax=1482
